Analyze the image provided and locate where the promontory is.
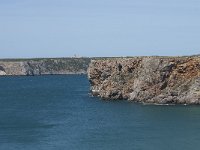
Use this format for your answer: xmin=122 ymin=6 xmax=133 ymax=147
xmin=88 ymin=56 xmax=200 ymax=104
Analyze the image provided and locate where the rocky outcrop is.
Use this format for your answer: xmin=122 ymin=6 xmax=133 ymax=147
xmin=88 ymin=56 xmax=200 ymax=104
xmin=0 ymin=58 xmax=90 ymax=76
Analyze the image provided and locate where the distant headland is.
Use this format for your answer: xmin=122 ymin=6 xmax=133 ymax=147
xmin=0 ymin=57 xmax=91 ymax=76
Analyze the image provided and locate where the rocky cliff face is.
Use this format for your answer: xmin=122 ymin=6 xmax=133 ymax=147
xmin=88 ymin=56 xmax=200 ymax=104
xmin=0 ymin=58 xmax=90 ymax=76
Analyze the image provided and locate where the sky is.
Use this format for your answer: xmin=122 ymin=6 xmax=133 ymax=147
xmin=0 ymin=0 xmax=200 ymax=58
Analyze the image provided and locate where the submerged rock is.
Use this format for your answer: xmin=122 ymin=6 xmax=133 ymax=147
xmin=88 ymin=56 xmax=200 ymax=104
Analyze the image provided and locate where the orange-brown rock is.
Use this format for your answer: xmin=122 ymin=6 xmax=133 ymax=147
xmin=88 ymin=56 xmax=200 ymax=104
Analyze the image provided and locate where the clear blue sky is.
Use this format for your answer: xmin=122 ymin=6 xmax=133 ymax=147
xmin=0 ymin=0 xmax=200 ymax=58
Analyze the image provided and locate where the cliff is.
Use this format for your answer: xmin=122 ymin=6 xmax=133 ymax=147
xmin=88 ymin=56 xmax=200 ymax=104
xmin=0 ymin=58 xmax=90 ymax=76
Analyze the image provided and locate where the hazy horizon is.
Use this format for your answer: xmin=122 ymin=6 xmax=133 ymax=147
xmin=0 ymin=0 xmax=200 ymax=58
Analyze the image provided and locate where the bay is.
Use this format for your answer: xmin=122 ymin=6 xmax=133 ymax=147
xmin=0 ymin=75 xmax=200 ymax=150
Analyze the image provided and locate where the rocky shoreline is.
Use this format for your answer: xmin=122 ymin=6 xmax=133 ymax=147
xmin=88 ymin=56 xmax=200 ymax=104
xmin=0 ymin=58 xmax=90 ymax=76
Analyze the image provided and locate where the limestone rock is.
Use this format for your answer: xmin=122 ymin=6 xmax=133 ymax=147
xmin=0 ymin=70 xmax=6 ymax=75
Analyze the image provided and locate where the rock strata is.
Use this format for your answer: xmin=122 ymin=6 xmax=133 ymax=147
xmin=88 ymin=56 xmax=200 ymax=104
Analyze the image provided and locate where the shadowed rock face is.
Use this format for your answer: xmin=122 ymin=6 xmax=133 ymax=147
xmin=0 ymin=66 xmax=6 ymax=75
xmin=88 ymin=56 xmax=200 ymax=104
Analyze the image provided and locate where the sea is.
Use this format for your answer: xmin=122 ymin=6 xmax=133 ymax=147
xmin=0 ymin=75 xmax=200 ymax=150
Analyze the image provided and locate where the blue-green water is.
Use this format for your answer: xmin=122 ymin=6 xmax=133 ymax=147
xmin=0 ymin=75 xmax=200 ymax=150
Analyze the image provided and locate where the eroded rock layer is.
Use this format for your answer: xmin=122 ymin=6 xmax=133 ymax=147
xmin=88 ymin=56 xmax=200 ymax=104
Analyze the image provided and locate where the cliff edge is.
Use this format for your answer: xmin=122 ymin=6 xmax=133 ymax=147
xmin=88 ymin=56 xmax=200 ymax=104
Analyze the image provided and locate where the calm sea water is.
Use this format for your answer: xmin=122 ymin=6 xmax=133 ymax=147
xmin=0 ymin=75 xmax=200 ymax=150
